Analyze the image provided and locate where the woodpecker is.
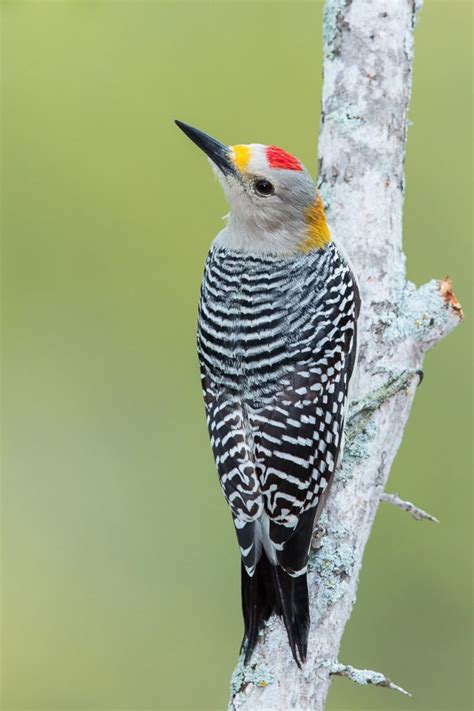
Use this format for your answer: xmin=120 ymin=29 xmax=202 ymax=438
xmin=176 ymin=120 xmax=360 ymax=666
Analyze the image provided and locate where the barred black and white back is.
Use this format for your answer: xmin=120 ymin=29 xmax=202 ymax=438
xmin=198 ymin=242 xmax=360 ymax=664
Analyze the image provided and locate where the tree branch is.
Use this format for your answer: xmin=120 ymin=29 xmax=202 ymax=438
xmin=229 ymin=1 xmax=462 ymax=708
xmin=329 ymin=662 xmax=412 ymax=698
xmin=381 ymin=492 xmax=439 ymax=523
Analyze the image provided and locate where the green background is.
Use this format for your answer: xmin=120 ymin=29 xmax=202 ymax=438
xmin=1 ymin=1 xmax=472 ymax=709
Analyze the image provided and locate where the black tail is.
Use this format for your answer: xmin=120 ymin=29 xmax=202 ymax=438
xmin=241 ymin=554 xmax=310 ymax=667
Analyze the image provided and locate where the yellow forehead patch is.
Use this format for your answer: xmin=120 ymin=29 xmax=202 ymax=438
xmin=231 ymin=144 xmax=251 ymax=172
xmin=300 ymin=194 xmax=331 ymax=252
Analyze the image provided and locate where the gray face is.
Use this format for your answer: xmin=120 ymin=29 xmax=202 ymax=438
xmin=175 ymin=123 xmax=319 ymax=255
xmin=211 ymin=144 xmax=317 ymax=255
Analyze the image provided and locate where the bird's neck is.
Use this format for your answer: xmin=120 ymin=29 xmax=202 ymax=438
xmin=215 ymin=195 xmax=332 ymax=256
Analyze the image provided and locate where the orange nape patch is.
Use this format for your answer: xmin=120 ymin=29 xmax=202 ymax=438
xmin=300 ymin=194 xmax=331 ymax=252
xmin=231 ymin=144 xmax=251 ymax=172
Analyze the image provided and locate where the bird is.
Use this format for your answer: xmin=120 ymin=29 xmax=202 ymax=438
xmin=175 ymin=120 xmax=360 ymax=667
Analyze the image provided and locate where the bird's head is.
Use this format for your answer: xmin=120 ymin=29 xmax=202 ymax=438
xmin=176 ymin=120 xmax=331 ymax=255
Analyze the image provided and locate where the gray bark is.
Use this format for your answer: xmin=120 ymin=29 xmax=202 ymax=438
xmin=229 ymin=1 xmax=463 ymax=709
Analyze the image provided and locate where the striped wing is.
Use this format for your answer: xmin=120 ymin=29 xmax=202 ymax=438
xmin=251 ymin=341 xmax=355 ymax=575
xmin=202 ymin=338 xmax=356 ymax=576
xmin=201 ymin=373 xmax=263 ymax=521
xmin=201 ymin=372 xmax=265 ymax=575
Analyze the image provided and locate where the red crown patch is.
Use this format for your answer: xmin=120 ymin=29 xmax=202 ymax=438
xmin=266 ymin=146 xmax=302 ymax=171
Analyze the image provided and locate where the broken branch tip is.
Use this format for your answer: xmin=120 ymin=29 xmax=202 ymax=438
xmin=440 ymin=276 xmax=464 ymax=320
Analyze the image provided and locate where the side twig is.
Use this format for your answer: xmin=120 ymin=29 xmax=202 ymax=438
xmin=330 ymin=663 xmax=412 ymax=698
xmin=380 ymin=492 xmax=439 ymax=523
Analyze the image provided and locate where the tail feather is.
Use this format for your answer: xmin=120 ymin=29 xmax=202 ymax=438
xmin=241 ymin=557 xmax=274 ymax=664
xmin=290 ymin=569 xmax=310 ymax=663
xmin=241 ymin=554 xmax=310 ymax=666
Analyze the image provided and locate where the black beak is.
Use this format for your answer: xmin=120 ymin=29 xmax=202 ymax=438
xmin=175 ymin=120 xmax=236 ymax=176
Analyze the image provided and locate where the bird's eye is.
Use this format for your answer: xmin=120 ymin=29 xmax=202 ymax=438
xmin=254 ymin=179 xmax=274 ymax=196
